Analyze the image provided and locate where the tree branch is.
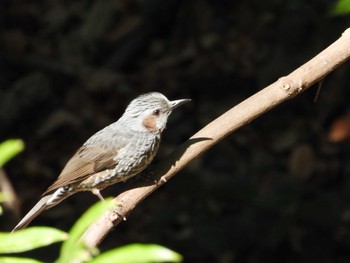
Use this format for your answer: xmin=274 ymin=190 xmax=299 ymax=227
xmin=80 ymin=28 xmax=350 ymax=247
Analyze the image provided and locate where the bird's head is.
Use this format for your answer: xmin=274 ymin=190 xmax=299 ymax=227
xmin=120 ymin=92 xmax=190 ymax=134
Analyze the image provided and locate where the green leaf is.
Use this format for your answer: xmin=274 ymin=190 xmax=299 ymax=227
xmin=67 ymin=198 xmax=114 ymax=244
xmin=0 ymin=227 xmax=67 ymax=253
xmin=90 ymin=243 xmax=183 ymax=263
xmin=0 ymin=256 xmax=43 ymax=263
xmin=332 ymin=0 xmax=350 ymax=15
xmin=0 ymin=139 xmax=25 ymax=167
xmin=57 ymin=199 xmax=114 ymax=263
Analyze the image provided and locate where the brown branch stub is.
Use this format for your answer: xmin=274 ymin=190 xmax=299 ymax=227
xmin=80 ymin=27 xmax=350 ymax=248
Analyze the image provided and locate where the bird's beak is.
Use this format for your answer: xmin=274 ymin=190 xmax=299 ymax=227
xmin=170 ymin=98 xmax=191 ymax=110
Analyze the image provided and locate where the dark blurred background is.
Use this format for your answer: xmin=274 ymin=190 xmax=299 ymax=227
xmin=1 ymin=0 xmax=350 ymax=262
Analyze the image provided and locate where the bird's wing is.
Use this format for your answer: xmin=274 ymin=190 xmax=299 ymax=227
xmin=42 ymin=145 xmax=119 ymax=195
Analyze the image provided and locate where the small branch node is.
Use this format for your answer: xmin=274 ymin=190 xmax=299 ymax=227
xmin=278 ymin=77 xmax=303 ymax=96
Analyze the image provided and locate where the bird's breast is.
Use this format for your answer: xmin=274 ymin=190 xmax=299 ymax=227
xmin=116 ymin=133 xmax=160 ymax=174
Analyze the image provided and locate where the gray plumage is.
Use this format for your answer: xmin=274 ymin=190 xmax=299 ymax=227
xmin=13 ymin=92 xmax=190 ymax=231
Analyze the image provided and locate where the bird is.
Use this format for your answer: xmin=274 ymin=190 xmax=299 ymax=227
xmin=12 ymin=92 xmax=190 ymax=231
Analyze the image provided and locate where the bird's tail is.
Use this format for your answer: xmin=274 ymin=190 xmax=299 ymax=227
xmin=12 ymin=188 xmax=73 ymax=232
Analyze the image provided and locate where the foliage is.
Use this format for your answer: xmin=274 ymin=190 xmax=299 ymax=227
xmin=0 ymin=200 xmax=182 ymax=263
xmin=333 ymin=0 xmax=350 ymax=15
xmin=0 ymin=139 xmax=24 ymax=168
xmin=57 ymin=198 xmax=115 ymax=263
xmin=90 ymin=243 xmax=183 ymax=263
xmin=0 ymin=228 xmax=67 ymax=253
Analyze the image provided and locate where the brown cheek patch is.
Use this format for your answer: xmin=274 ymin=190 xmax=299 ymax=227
xmin=142 ymin=116 xmax=158 ymax=132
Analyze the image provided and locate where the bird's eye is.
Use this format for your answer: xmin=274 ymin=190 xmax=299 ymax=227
xmin=153 ymin=109 xmax=160 ymax=116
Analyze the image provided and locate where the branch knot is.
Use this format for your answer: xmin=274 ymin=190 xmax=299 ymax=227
xmin=278 ymin=76 xmax=303 ymax=96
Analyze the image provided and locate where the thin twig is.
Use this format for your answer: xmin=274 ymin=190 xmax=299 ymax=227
xmin=0 ymin=168 xmax=20 ymax=218
xmin=314 ymin=79 xmax=323 ymax=103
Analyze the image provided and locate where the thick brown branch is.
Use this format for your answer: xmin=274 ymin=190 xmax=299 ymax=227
xmin=80 ymin=28 xmax=350 ymax=247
